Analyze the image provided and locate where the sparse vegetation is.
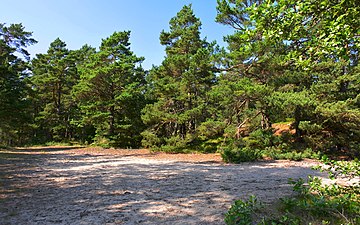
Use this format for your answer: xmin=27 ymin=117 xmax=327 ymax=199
xmin=1 ymin=1 xmax=359 ymax=224
xmin=225 ymin=158 xmax=360 ymax=224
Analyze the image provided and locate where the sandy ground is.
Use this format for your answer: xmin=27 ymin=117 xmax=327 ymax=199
xmin=0 ymin=147 xmax=325 ymax=225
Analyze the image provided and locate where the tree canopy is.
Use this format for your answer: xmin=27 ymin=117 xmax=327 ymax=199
xmin=73 ymin=31 xmax=146 ymax=148
xmin=0 ymin=23 xmax=37 ymax=145
xmin=141 ymin=5 xmax=218 ymax=152
xmin=0 ymin=2 xmax=359 ymax=158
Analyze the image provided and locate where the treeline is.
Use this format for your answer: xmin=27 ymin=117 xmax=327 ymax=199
xmin=1 ymin=1 xmax=359 ymax=159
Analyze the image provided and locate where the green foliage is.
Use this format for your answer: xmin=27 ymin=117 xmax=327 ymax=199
xmin=195 ymin=138 xmax=224 ymax=153
xmin=317 ymin=156 xmax=360 ymax=180
xmin=224 ymin=195 xmax=260 ymax=225
xmin=264 ymin=145 xmax=322 ymax=161
xmin=1 ymin=0 xmax=359 ymax=156
xmin=283 ymin=173 xmax=360 ymax=224
xmin=73 ymin=31 xmax=146 ymax=148
xmin=140 ymin=130 xmax=161 ymax=148
xmin=260 ymin=214 xmax=301 ymax=225
xmin=220 ymin=129 xmax=280 ymax=163
xmin=215 ymin=0 xmax=360 ymax=157
xmin=221 ymin=145 xmax=262 ymax=163
xmin=225 ymin=158 xmax=360 ymax=224
xmin=0 ymin=23 xmax=37 ymax=146
xmin=42 ymin=141 xmax=72 ymax=147
xmin=252 ymin=0 xmax=360 ymax=66
xmin=246 ymin=129 xmax=279 ymax=150
xmin=141 ymin=5 xmax=218 ymax=152
xmin=196 ymin=120 xmax=225 ymax=141
xmin=31 ymin=38 xmax=78 ymax=143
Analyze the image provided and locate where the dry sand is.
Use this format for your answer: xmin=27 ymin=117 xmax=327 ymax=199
xmin=0 ymin=147 xmax=325 ymax=225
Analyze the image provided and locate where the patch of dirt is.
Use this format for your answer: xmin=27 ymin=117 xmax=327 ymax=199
xmin=272 ymin=123 xmax=295 ymax=136
xmin=0 ymin=147 xmax=325 ymax=225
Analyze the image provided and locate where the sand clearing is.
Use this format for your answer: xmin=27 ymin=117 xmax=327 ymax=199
xmin=0 ymin=147 xmax=324 ymax=225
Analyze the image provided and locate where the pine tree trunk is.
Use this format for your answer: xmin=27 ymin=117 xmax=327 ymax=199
xmin=261 ymin=111 xmax=271 ymax=130
xmin=294 ymin=106 xmax=302 ymax=138
xmin=57 ymin=81 xmax=62 ymax=115
xmin=109 ymin=106 xmax=115 ymax=136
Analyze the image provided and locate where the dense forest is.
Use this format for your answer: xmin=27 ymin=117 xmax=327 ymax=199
xmin=1 ymin=0 xmax=359 ymax=160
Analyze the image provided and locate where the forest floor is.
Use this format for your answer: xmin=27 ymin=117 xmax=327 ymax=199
xmin=0 ymin=146 xmax=325 ymax=225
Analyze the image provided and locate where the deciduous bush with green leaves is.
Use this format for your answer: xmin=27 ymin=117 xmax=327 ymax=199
xmin=225 ymin=158 xmax=360 ymax=224
xmin=224 ymin=195 xmax=260 ymax=225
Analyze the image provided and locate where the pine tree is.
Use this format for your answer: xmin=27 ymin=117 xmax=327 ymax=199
xmin=0 ymin=23 xmax=37 ymax=145
xmin=31 ymin=38 xmax=78 ymax=142
xmin=250 ymin=0 xmax=360 ymax=154
xmin=141 ymin=5 xmax=217 ymax=152
xmin=73 ymin=31 xmax=146 ymax=148
xmin=68 ymin=44 xmax=97 ymax=143
xmin=216 ymin=0 xmax=360 ymax=155
xmin=214 ymin=0 xmax=285 ymax=140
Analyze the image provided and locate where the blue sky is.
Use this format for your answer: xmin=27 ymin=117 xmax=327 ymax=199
xmin=1 ymin=0 xmax=232 ymax=69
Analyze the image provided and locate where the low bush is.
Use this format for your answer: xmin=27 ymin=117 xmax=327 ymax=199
xmin=140 ymin=130 xmax=161 ymax=148
xmin=219 ymin=129 xmax=321 ymax=163
xmin=225 ymin=158 xmax=360 ymax=224
xmin=220 ymin=129 xmax=276 ymax=163
xmin=221 ymin=146 xmax=262 ymax=163
xmin=264 ymin=146 xmax=321 ymax=161
xmin=0 ymin=145 xmax=11 ymax=150
xmin=190 ymin=138 xmax=223 ymax=153
xmin=92 ymin=136 xmax=112 ymax=148
xmin=224 ymin=195 xmax=260 ymax=225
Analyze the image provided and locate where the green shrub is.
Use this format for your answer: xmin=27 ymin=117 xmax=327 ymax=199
xmin=283 ymin=174 xmax=360 ymax=224
xmin=92 ymin=136 xmax=112 ymax=148
xmin=196 ymin=120 xmax=225 ymax=141
xmin=221 ymin=146 xmax=262 ymax=163
xmin=224 ymin=195 xmax=260 ymax=225
xmin=190 ymin=138 xmax=223 ymax=153
xmin=245 ymin=129 xmax=280 ymax=150
xmin=152 ymin=135 xmax=192 ymax=153
xmin=141 ymin=130 xmax=161 ymax=148
xmin=158 ymin=145 xmax=180 ymax=153
xmin=0 ymin=145 xmax=11 ymax=150
xmin=220 ymin=129 xmax=279 ymax=163
xmin=263 ymin=145 xmax=321 ymax=161
xmin=225 ymin=158 xmax=360 ymax=224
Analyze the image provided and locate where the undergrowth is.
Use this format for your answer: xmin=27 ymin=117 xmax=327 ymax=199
xmin=219 ymin=129 xmax=321 ymax=163
xmin=225 ymin=157 xmax=360 ymax=224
